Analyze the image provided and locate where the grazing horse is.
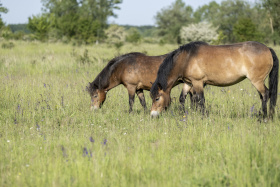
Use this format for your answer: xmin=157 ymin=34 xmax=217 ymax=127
xmin=87 ymin=52 xmax=190 ymax=112
xmin=150 ymin=41 xmax=278 ymax=119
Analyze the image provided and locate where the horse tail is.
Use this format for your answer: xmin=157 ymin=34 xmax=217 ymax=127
xmin=269 ymin=48 xmax=279 ymax=116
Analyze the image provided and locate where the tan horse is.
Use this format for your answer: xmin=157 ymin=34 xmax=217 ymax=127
xmin=87 ymin=52 xmax=190 ymax=112
xmin=150 ymin=41 xmax=278 ymax=119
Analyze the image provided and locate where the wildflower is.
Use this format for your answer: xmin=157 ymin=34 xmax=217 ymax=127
xmin=103 ymin=139 xmax=107 ymax=145
xmin=250 ymin=104 xmax=255 ymax=113
xmin=36 ymin=124 xmax=40 ymax=131
xmin=83 ymin=147 xmax=88 ymax=156
xmin=89 ymin=137 xmax=94 ymax=143
xmin=7 ymin=140 xmax=10 ymax=143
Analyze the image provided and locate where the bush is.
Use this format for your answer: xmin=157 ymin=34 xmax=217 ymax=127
xmin=180 ymin=22 xmax=218 ymax=44
xmin=1 ymin=42 xmax=15 ymax=49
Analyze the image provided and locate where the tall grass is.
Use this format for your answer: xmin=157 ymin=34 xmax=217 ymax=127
xmin=1 ymin=41 xmax=280 ymax=186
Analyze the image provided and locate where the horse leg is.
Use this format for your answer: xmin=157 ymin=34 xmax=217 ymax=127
xmin=189 ymin=89 xmax=194 ymax=109
xmin=179 ymin=84 xmax=192 ymax=109
xmin=136 ymin=89 xmax=147 ymax=110
xmin=252 ymin=81 xmax=269 ymax=120
xmin=191 ymin=82 xmax=205 ymax=114
xmin=127 ymin=86 xmax=136 ymax=113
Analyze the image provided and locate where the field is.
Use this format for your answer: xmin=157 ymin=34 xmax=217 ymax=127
xmin=1 ymin=41 xmax=280 ymax=187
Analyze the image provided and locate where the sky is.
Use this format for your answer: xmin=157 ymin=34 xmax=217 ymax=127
xmin=1 ymin=0 xmax=226 ymax=26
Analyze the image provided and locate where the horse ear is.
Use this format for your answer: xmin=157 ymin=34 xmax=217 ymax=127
xmin=157 ymin=83 xmax=163 ymax=90
xmin=93 ymin=83 xmax=98 ymax=88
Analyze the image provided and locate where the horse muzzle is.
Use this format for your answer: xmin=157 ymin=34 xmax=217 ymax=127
xmin=150 ymin=110 xmax=160 ymax=118
xmin=90 ymin=105 xmax=99 ymax=111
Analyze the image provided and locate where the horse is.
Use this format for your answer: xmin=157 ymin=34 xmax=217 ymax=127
xmin=150 ymin=41 xmax=279 ymax=120
xmin=86 ymin=52 xmax=192 ymax=112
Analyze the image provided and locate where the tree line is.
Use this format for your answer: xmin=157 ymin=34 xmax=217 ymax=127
xmin=0 ymin=0 xmax=279 ymax=45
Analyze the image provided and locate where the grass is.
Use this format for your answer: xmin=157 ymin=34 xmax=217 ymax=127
xmin=1 ymin=41 xmax=280 ymax=186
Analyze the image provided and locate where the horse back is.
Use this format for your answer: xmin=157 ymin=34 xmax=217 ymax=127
xmin=184 ymin=41 xmax=273 ymax=86
xmin=116 ymin=54 xmax=168 ymax=90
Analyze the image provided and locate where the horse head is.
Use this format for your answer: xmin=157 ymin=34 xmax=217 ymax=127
xmin=87 ymin=83 xmax=107 ymax=110
xmin=150 ymin=83 xmax=171 ymax=117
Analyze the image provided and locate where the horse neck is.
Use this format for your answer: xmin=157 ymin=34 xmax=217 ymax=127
xmin=165 ymin=66 xmax=183 ymax=92
xmin=103 ymin=73 xmax=120 ymax=92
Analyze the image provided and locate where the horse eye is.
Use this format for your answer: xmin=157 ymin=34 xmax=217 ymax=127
xmin=94 ymin=95 xmax=98 ymax=98
xmin=155 ymin=97 xmax=160 ymax=101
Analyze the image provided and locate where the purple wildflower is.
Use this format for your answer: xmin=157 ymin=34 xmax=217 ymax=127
xmin=250 ymin=104 xmax=255 ymax=113
xmin=43 ymin=83 xmax=46 ymax=88
xmin=36 ymin=124 xmax=40 ymax=131
xmin=14 ymin=112 xmax=17 ymax=124
xmin=83 ymin=147 xmax=88 ymax=156
xmin=103 ymin=139 xmax=107 ymax=145
xmin=89 ymin=137 xmax=94 ymax=143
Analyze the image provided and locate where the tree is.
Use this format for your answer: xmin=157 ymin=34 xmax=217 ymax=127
xmin=0 ymin=2 xmax=8 ymax=29
xmin=180 ymin=22 xmax=218 ymax=44
xmin=155 ymin=0 xmax=193 ymax=43
xmin=105 ymin=24 xmax=126 ymax=50
xmin=28 ymin=14 xmax=51 ymax=41
xmin=41 ymin=0 xmax=80 ymax=39
xmin=261 ymin=0 xmax=280 ymax=44
xmin=41 ymin=0 xmax=122 ymax=42
xmin=193 ymin=1 xmax=220 ymax=25
xmin=233 ymin=18 xmax=263 ymax=42
xmin=217 ymin=0 xmax=253 ymax=43
xmin=126 ymin=28 xmax=141 ymax=44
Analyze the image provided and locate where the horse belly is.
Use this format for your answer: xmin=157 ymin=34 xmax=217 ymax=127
xmin=205 ymin=67 xmax=246 ymax=86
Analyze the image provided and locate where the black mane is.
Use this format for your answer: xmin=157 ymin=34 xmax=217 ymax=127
xmin=87 ymin=52 xmax=145 ymax=96
xmin=150 ymin=41 xmax=208 ymax=99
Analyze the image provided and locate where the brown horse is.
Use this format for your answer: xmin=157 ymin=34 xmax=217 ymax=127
xmin=87 ymin=52 xmax=191 ymax=112
xmin=150 ymin=41 xmax=278 ymax=119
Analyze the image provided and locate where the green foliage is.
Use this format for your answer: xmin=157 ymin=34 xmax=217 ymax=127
xmin=1 ymin=42 xmax=14 ymax=49
xmin=9 ymin=24 xmax=31 ymax=34
xmin=212 ymin=31 xmax=227 ymax=45
xmin=105 ymin=24 xmax=126 ymax=49
xmin=1 ymin=41 xmax=280 ymax=186
xmin=0 ymin=2 xmax=8 ymax=29
xmin=0 ymin=26 xmax=13 ymax=39
xmin=0 ymin=2 xmax=8 ymax=15
xmin=155 ymin=0 xmax=193 ymax=43
xmin=233 ymin=18 xmax=263 ymax=42
xmin=0 ymin=17 xmax=4 ymax=29
xmin=217 ymin=0 xmax=254 ymax=43
xmin=77 ymin=49 xmax=95 ymax=64
xmin=193 ymin=1 xmax=220 ymax=24
xmin=75 ymin=18 xmax=102 ymax=44
xmin=40 ymin=0 xmax=122 ymax=43
xmin=261 ymin=0 xmax=280 ymax=44
xmin=126 ymin=28 xmax=141 ymax=43
xmin=28 ymin=14 xmax=51 ymax=41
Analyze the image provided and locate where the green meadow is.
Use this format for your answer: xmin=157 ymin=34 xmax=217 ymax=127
xmin=1 ymin=41 xmax=280 ymax=186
